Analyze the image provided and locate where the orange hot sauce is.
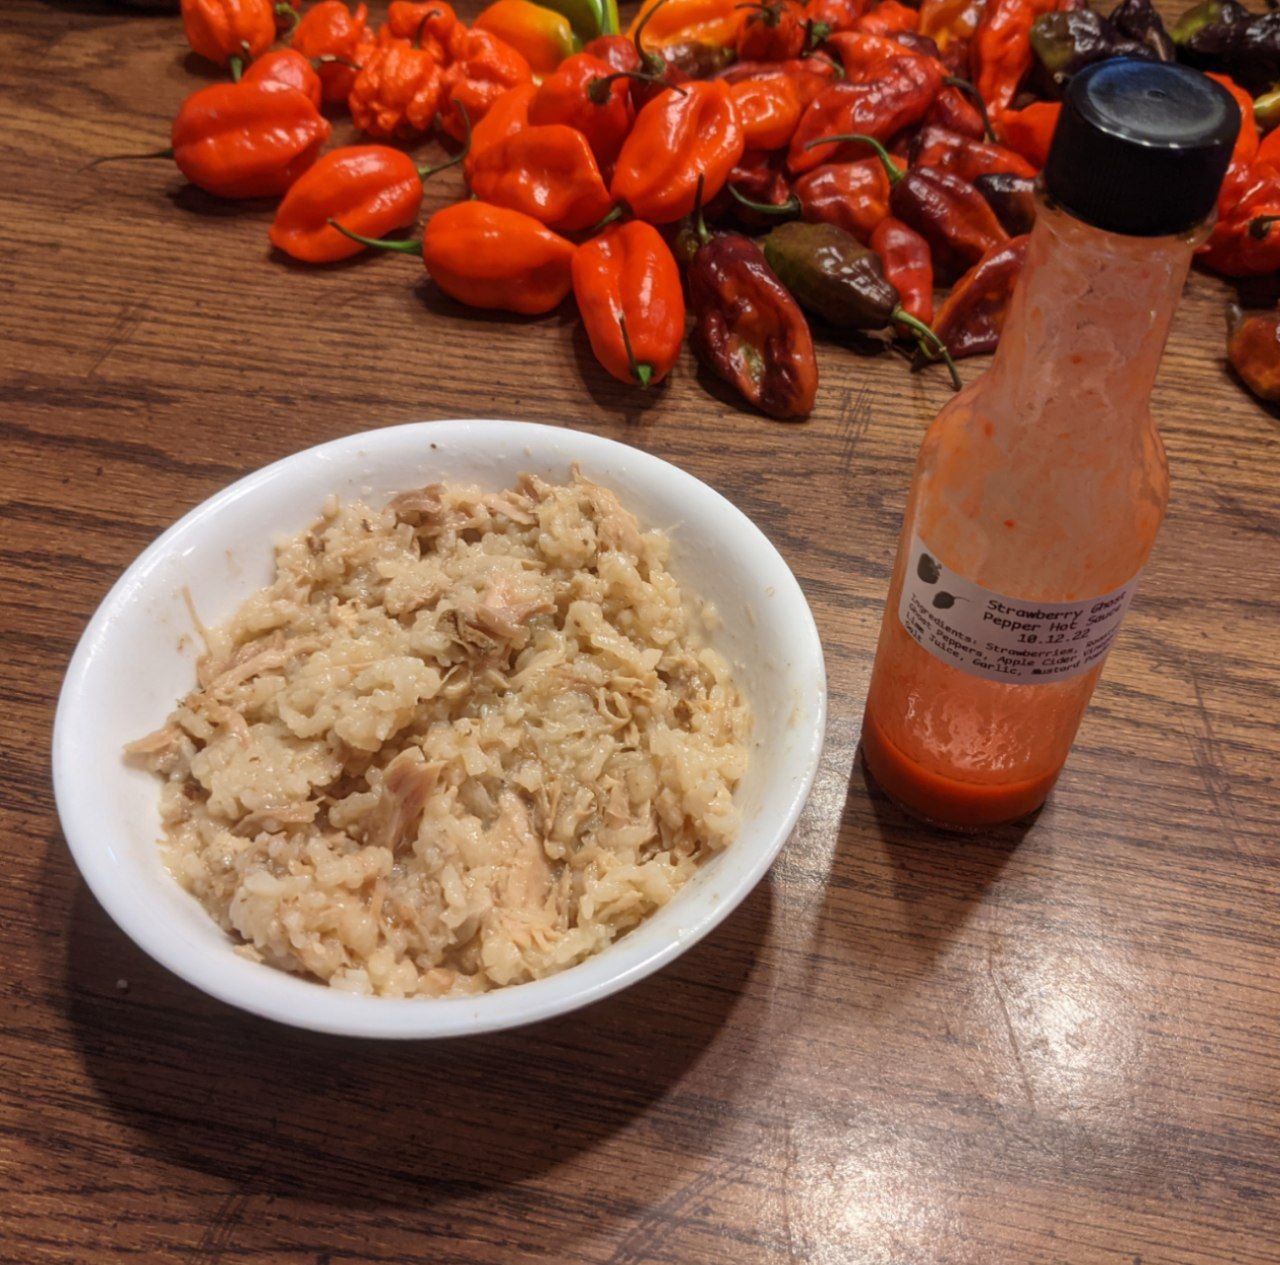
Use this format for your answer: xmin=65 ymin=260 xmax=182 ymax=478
xmin=861 ymin=60 xmax=1241 ymax=831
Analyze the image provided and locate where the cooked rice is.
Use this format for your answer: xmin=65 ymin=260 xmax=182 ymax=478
xmin=128 ymin=471 xmax=751 ymax=997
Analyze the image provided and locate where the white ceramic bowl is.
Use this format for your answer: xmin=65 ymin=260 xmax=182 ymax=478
xmin=54 ymin=420 xmax=826 ymax=1038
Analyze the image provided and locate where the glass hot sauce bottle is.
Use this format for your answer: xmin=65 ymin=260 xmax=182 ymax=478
xmin=861 ymin=60 xmax=1241 ymax=831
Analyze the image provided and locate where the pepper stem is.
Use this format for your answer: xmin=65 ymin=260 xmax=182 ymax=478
xmin=804 ymin=18 xmax=831 ymax=50
xmin=420 ymin=103 xmax=469 ymax=179
xmin=942 ymin=76 xmax=995 ymax=142
xmin=274 ymin=3 xmax=300 ymax=37
xmin=809 ymin=49 xmax=844 ymax=79
xmin=633 ymin=0 xmax=674 ymax=76
xmin=313 ymin=53 xmax=363 ymax=70
xmin=414 ymin=9 xmax=443 ymax=47
xmin=229 ymin=54 xmax=245 ymax=81
xmin=327 ymin=219 xmax=422 ymax=252
xmin=619 ymin=315 xmax=653 ymax=388
xmin=806 ymin=131 xmax=903 ymax=182
xmin=586 ymin=204 xmax=626 ymax=232
xmin=83 ymin=146 xmax=175 ymax=169
xmin=735 ymin=1 xmax=782 ymax=24
xmin=1249 ymin=214 xmax=1279 ymax=240
xmin=692 ymin=173 xmax=710 ymax=245
xmin=728 ymin=184 xmax=801 ymax=218
xmin=896 ymin=309 xmax=961 ymax=391
xmin=589 ymin=69 xmax=686 ymax=102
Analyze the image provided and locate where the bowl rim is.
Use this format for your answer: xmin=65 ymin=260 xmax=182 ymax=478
xmin=53 ymin=419 xmax=827 ymax=1039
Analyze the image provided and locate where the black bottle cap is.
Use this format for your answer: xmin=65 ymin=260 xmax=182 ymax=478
xmin=1044 ymin=58 xmax=1241 ymax=237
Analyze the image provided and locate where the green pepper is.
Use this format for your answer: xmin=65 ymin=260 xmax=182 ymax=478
xmin=538 ymin=0 xmax=619 ymax=42
xmin=762 ymin=221 xmax=960 ymax=388
xmin=1256 ymin=84 xmax=1280 ymax=132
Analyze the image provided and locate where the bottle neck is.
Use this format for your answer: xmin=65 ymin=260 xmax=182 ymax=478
xmin=986 ymin=200 xmax=1200 ymax=419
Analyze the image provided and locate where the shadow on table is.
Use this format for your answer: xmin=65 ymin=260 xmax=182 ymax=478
xmin=814 ymin=743 xmax=1032 ymax=991
xmin=60 ymin=866 xmax=771 ymax=1214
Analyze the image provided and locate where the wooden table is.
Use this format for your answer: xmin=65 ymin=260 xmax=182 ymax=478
xmin=4 ymin=3 xmax=1279 ymax=1261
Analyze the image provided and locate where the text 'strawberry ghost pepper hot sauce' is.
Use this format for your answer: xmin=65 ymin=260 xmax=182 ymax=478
xmin=861 ymin=59 xmax=1241 ymax=831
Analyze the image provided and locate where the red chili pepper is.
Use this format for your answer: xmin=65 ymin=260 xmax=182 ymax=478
xmin=291 ymin=2 xmax=373 ymax=105
xmin=1199 ymin=163 xmax=1280 ymax=277
xmin=529 ymin=53 xmax=635 ymax=168
xmin=919 ymin=0 xmax=984 ymax=49
xmin=721 ymin=149 xmax=795 ymax=223
xmin=803 ymin=0 xmax=868 ymax=36
xmin=572 ymin=220 xmax=685 ymax=386
xmin=1207 ymin=73 xmax=1260 ymax=217
xmin=241 ymin=49 xmax=323 ymax=108
xmin=348 ymin=37 xmax=444 ymax=139
xmin=468 ymin=124 xmax=616 ymax=232
xmin=181 ymin=0 xmax=275 ymax=74
xmin=922 ymin=82 xmax=987 ymax=141
xmin=821 ymin=131 xmax=1007 ymax=279
xmin=736 ymin=1 xmax=808 ymax=62
xmin=972 ymin=0 xmax=1059 ymax=116
xmin=789 ymin=53 xmax=943 ymax=173
xmin=910 ymin=124 xmax=1036 ymax=181
xmin=440 ymin=28 xmax=534 ymax=141
xmin=171 ymin=78 xmax=331 ymax=199
xmin=794 ymin=158 xmax=890 ymax=239
xmin=996 ymin=100 xmax=1059 ymax=169
xmin=1227 ymin=305 xmax=1280 ymax=402
xmin=871 ymin=215 xmax=932 ymax=325
xmin=716 ymin=56 xmax=840 ymax=105
xmin=931 ymin=233 xmax=1028 ymax=357
xmin=853 ymin=0 xmax=919 ymax=37
xmin=464 ymin=81 xmax=538 ymax=180
xmin=611 ymin=81 xmax=746 ymax=223
xmin=270 ymin=145 xmax=424 ymax=262
xmin=582 ymin=34 xmax=643 ymax=74
xmin=385 ymin=1 xmax=467 ymax=61
xmin=1259 ymin=128 xmax=1280 ymax=169
xmin=730 ymin=74 xmax=806 ymax=150
xmin=687 ymin=222 xmax=818 ymax=419
xmin=823 ymin=30 xmax=909 ymax=76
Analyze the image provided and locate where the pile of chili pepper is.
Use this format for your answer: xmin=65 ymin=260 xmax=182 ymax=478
xmin=105 ymin=0 xmax=1280 ymax=419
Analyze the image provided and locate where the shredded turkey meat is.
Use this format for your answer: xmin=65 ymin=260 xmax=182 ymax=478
xmin=128 ymin=471 xmax=751 ymax=997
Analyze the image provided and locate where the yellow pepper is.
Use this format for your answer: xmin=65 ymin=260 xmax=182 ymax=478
xmin=474 ymin=0 xmax=578 ymax=74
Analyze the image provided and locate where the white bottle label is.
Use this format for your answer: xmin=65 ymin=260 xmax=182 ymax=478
xmin=898 ymin=535 xmax=1140 ymax=685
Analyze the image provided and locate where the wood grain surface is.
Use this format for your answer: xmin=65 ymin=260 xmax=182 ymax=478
xmin=3 ymin=2 xmax=1279 ymax=1261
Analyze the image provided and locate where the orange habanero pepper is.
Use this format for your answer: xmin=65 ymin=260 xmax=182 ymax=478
xmin=241 ymin=48 xmax=324 ymax=108
xmin=292 ymin=1 xmax=374 ymax=104
xmin=424 ymin=202 xmax=576 ymax=313
xmin=729 ymin=74 xmax=806 ymax=150
xmin=529 ymin=53 xmax=634 ymax=168
xmin=996 ymin=100 xmax=1060 ymax=169
xmin=331 ymin=201 xmax=577 ymax=313
xmin=181 ymin=0 xmax=275 ymax=74
xmin=348 ymin=36 xmax=444 ymax=139
xmin=468 ymin=125 xmax=615 ymax=232
xmin=572 ymin=220 xmax=685 ymax=387
xmin=385 ymin=1 xmax=467 ymax=61
xmin=474 ymin=0 xmax=578 ymax=74
xmin=611 ymin=81 xmax=745 ymax=222
xmin=627 ymin=0 xmax=744 ymax=49
xmin=440 ymin=28 xmax=534 ymax=141
xmin=464 ymin=82 xmax=538 ymax=180
xmin=270 ymin=145 xmax=425 ymax=262
xmin=171 ymin=79 xmax=331 ymax=199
